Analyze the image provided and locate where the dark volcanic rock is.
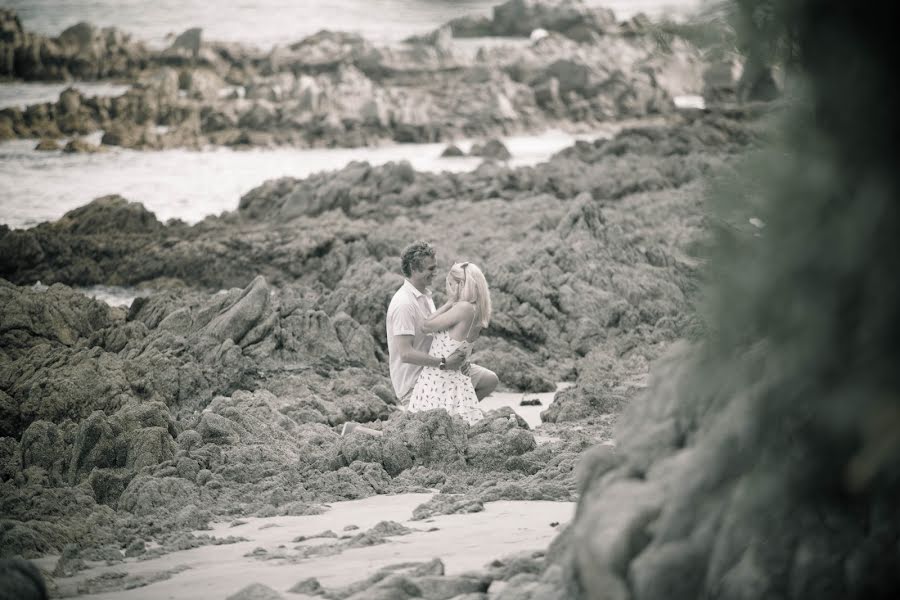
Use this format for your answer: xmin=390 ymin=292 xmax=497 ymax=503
xmin=0 ymin=10 xmax=151 ymax=81
xmin=55 ymin=195 xmax=163 ymax=235
xmin=472 ymin=341 xmax=555 ymax=392
xmin=162 ymin=27 xmax=203 ymax=62
xmin=88 ymin=468 xmax=135 ymax=507
xmin=446 ymin=0 xmax=617 ymax=41
xmin=466 ymin=408 xmax=536 ymax=471
xmin=225 ymin=583 xmax=283 ymax=600
xmin=63 ymin=137 xmax=102 ymax=153
xmin=440 ymin=144 xmax=465 ymax=157
xmin=492 ymin=0 xmax=617 ymax=38
xmin=19 ymin=420 xmax=71 ymax=485
xmin=34 ymin=138 xmax=60 ymax=151
xmin=470 ymin=138 xmax=512 ymax=160
xmin=378 ymin=410 xmax=469 ymax=476
xmin=411 ymin=493 xmax=485 ymax=520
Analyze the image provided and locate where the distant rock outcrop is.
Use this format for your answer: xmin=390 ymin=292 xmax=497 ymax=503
xmin=0 ymin=10 xmax=150 ymax=81
xmin=447 ymin=0 xmax=617 ymax=41
xmin=0 ymin=2 xmax=710 ymax=150
xmin=470 ymin=138 xmax=512 ymax=160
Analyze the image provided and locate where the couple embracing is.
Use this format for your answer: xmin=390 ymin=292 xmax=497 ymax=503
xmin=386 ymin=241 xmax=499 ymax=425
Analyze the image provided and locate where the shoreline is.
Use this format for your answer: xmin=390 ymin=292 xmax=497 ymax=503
xmin=0 ymin=114 xmax=676 ymax=231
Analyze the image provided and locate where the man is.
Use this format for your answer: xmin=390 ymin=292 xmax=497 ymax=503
xmin=386 ymin=240 xmax=499 ymax=406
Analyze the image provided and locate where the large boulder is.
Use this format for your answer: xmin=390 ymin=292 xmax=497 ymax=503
xmin=332 ymin=312 xmax=379 ymax=367
xmin=471 ymin=341 xmax=555 ymax=392
xmin=19 ymin=420 xmax=72 ymax=484
xmin=466 ymin=408 xmax=536 ymax=470
xmin=118 ymin=475 xmax=200 ymax=516
xmin=68 ymin=411 xmax=126 ymax=483
xmin=88 ymin=467 xmax=136 ymax=507
xmin=0 ymin=280 xmax=116 ymax=348
xmin=275 ymin=309 xmax=347 ymax=362
xmin=161 ymin=27 xmax=202 ymax=62
xmin=8 ymin=346 xmax=133 ymax=436
xmin=182 ymin=68 xmax=225 ymax=101
xmin=470 ymin=138 xmax=512 ymax=160
xmin=271 ymin=30 xmax=372 ymax=72
xmin=379 ymin=410 xmax=469 ymax=475
xmin=1 ymin=13 xmax=150 ymax=81
xmin=57 ymin=22 xmax=99 ymax=52
xmin=125 ymin=426 xmax=176 ymax=470
xmin=200 ymin=275 xmax=273 ymax=346
xmin=53 ymin=195 xmax=163 ymax=235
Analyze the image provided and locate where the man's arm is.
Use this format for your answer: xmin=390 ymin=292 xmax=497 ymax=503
xmin=394 ymin=335 xmax=466 ymax=370
xmin=394 ymin=335 xmax=442 ymax=368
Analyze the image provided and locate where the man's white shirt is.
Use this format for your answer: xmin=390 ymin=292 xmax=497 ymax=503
xmin=386 ymin=279 xmax=436 ymax=400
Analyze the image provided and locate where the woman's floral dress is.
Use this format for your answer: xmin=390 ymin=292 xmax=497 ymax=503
xmin=407 ymin=330 xmax=483 ymax=425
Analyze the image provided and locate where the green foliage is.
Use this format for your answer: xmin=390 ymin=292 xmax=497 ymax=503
xmin=704 ymin=0 xmax=900 ymax=500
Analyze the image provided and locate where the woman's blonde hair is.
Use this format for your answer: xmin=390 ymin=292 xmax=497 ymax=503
xmin=446 ymin=262 xmax=492 ymax=328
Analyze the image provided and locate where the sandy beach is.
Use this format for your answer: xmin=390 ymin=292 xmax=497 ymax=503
xmin=49 ymin=495 xmax=573 ymax=599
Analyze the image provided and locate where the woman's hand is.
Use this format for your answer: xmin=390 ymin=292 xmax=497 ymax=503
xmin=445 ymin=348 xmax=466 ymax=370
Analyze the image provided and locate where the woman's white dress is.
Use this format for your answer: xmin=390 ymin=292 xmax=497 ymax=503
xmin=407 ymin=330 xmax=483 ymax=425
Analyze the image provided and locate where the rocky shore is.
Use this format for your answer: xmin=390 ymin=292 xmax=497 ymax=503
xmin=0 ymin=100 xmax=768 ymax=596
xmin=0 ymin=0 xmax=720 ymax=150
xmin=13 ymin=1 xmax=883 ymax=599
xmin=1 ymin=108 xmax=763 ymax=390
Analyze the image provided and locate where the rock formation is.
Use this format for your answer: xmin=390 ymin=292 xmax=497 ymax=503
xmin=0 ymin=1 xmax=710 ymax=149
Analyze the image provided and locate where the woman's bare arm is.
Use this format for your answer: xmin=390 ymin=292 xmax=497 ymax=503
xmin=430 ymin=300 xmax=454 ymax=318
xmin=423 ymin=302 xmax=475 ymax=334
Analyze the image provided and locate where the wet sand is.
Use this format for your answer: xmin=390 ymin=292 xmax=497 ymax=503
xmin=57 ymin=494 xmax=574 ymax=599
xmin=480 ymin=383 xmax=573 ymax=430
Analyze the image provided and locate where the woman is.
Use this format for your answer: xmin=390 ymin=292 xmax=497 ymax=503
xmin=407 ymin=261 xmax=492 ymax=425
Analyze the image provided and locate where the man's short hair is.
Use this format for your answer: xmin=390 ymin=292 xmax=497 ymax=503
xmin=400 ymin=241 xmax=435 ymax=278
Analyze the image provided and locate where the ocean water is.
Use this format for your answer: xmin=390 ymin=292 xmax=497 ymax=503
xmin=0 ymin=125 xmax=652 ymax=230
xmin=6 ymin=0 xmax=701 ymax=48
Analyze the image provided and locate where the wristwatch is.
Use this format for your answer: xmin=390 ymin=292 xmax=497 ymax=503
xmin=438 ymin=357 xmax=446 ymax=370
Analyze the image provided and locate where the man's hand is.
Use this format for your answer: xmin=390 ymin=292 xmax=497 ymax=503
xmin=445 ymin=348 xmax=466 ymax=371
